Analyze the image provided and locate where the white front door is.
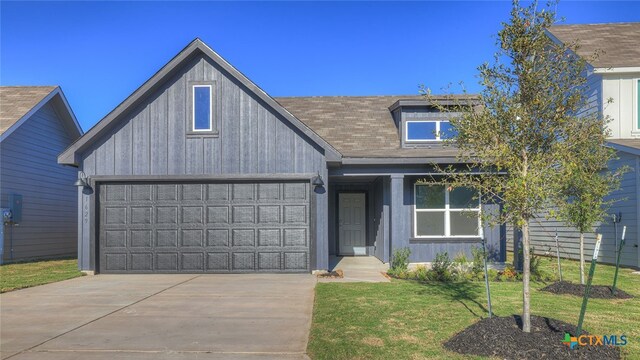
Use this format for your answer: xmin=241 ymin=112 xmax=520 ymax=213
xmin=339 ymin=193 xmax=367 ymax=255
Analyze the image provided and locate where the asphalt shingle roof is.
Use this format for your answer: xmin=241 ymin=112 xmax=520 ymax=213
xmin=0 ymin=86 xmax=57 ymax=135
xmin=548 ymin=23 xmax=640 ymax=68
xmin=275 ymin=95 xmax=471 ymax=159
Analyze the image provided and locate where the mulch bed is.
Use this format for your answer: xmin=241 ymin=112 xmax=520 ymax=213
xmin=540 ymin=281 xmax=633 ymax=299
xmin=443 ymin=315 xmax=620 ymax=360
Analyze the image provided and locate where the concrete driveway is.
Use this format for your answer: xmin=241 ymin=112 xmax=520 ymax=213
xmin=1 ymin=274 xmax=316 ymax=360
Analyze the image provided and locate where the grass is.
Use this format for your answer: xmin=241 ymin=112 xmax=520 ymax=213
xmin=308 ymin=254 xmax=640 ymax=360
xmin=0 ymin=258 xmax=84 ymax=293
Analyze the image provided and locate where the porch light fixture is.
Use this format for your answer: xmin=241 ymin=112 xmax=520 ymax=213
xmin=312 ymin=172 xmax=324 ymax=188
xmin=74 ymin=171 xmax=91 ymax=189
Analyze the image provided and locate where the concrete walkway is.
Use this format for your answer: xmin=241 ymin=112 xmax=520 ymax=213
xmin=318 ymin=256 xmax=390 ymax=283
xmin=1 ymin=274 xmax=315 ymax=360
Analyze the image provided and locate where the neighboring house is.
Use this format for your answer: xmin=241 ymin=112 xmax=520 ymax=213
xmin=511 ymin=23 xmax=640 ymax=268
xmin=0 ymin=86 xmax=83 ymax=263
xmin=58 ymin=39 xmax=505 ymax=274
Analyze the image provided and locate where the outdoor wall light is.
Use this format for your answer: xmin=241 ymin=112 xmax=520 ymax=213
xmin=74 ymin=171 xmax=91 ymax=190
xmin=312 ymin=172 xmax=324 ymax=188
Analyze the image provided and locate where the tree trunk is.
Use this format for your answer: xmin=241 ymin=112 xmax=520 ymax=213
xmin=522 ymin=221 xmax=531 ymax=333
xmin=579 ymin=232 xmax=585 ymax=285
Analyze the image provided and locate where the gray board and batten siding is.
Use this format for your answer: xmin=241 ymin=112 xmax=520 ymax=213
xmin=1 ymin=92 xmax=81 ymax=261
xmin=67 ymin=43 xmax=333 ymax=272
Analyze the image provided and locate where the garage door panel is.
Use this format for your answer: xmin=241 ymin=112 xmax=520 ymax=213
xmin=155 ymin=253 xmax=178 ymax=270
xmin=99 ymin=181 xmax=310 ymax=273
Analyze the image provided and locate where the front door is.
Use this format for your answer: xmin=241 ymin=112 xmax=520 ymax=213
xmin=338 ymin=193 xmax=366 ymax=255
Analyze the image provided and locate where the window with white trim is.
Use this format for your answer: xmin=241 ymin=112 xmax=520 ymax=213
xmin=405 ymin=120 xmax=457 ymax=141
xmin=193 ymin=85 xmax=213 ymax=131
xmin=413 ymin=183 xmax=481 ymax=238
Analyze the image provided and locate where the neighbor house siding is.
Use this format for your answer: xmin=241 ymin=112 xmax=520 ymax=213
xmin=603 ymin=73 xmax=640 ymax=139
xmin=0 ymin=102 xmax=78 ymax=261
xmin=77 ymin=54 xmax=328 ymax=271
xmin=507 ymin=151 xmax=639 ymax=268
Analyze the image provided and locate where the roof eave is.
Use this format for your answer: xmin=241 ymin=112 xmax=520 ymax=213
xmin=388 ymin=98 xmax=481 ymax=112
xmin=341 ymin=156 xmax=464 ymax=165
xmin=593 ymin=66 xmax=640 ymax=74
xmin=607 ymin=141 xmax=640 ymax=156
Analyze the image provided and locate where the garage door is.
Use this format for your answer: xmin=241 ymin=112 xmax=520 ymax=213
xmin=98 ymin=181 xmax=311 ymax=273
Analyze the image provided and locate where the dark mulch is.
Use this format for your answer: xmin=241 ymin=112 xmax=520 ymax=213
xmin=541 ymin=281 xmax=633 ymax=299
xmin=444 ymin=315 xmax=621 ymax=360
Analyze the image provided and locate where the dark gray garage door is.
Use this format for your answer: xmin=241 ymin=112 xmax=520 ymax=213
xmin=98 ymin=181 xmax=311 ymax=273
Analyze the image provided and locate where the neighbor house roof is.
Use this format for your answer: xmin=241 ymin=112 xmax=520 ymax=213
xmin=0 ymin=86 xmax=57 ymax=134
xmin=275 ymin=95 xmax=475 ymax=161
xmin=607 ymin=139 xmax=640 ymax=156
xmin=58 ymin=38 xmax=341 ymax=166
xmin=0 ymin=86 xmax=82 ymax=142
xmin=547 ymin=23 xmax=640 ymax=68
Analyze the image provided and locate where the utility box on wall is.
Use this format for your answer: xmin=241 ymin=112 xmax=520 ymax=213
xmin=8 ymin=194 xmax=22 ymax=224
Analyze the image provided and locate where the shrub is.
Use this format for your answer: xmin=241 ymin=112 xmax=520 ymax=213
xmin=487 ymin=268 xmax=499 ymax=281
xmin=431 ymin=252 xmax=453 ymax=281
xmin=500 ymin=264 xmax=518 ymax=281
xmin=413 ymin=265 xmax=429 ymax=282
xmin=529 ymin=249 xmax=554 ymax=282
xmin=471 ymin=247 xmax=485 ymax=277
xmin=388 ymin=248 xmax=411 ymax=277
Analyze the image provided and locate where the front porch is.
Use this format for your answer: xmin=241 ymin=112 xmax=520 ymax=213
xmin=325 ymin=167 xmax=506 ymax=267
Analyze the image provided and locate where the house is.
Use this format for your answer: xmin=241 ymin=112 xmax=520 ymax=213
xmin=512 ymin=23 xmax=640 ymax=269
xmin=1 ymin=86 xmax=83 ymax=263
xmin=58 ymin=39 xmax=505 ymax=274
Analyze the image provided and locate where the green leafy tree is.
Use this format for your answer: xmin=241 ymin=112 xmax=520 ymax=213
xmin=423 ymin=0 xmax=613 ymax=333
xmin=553 ymin=126 xmax=624 ymax=285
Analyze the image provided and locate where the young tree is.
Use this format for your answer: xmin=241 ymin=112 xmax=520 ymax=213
xmin=554 ymin=123 xmax=623 ymax=285
xmin=424 ymin=0 xmax=610 ymax=333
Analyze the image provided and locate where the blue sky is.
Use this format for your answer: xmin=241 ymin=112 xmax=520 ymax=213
xmin=2 ymin=1 xmax=639 ymax=131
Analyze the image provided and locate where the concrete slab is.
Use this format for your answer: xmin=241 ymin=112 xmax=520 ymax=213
xmin=320 ymin=256 xmax=390 ymax=283
xmin=1 ymin=274 xmax=315 ymax=360
xmin=7 ymin=350 xmax=309 ymax=360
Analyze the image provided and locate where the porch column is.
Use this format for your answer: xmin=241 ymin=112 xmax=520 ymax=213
xmin=390 ymin=175 xmax=408 ymax=259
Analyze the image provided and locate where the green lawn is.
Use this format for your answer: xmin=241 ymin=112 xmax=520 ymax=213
xmin=308 ymin=255 xmax=640 ymax=360
xmin=0 ymin=258 xmax=84 ymax=293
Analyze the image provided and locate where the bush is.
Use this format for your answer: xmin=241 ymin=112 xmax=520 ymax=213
xmin=471 ymin=247 xmax=485 ymax=277
xmin=451 ymin=252 xmax=472 ymax=281
xmin=413 ymin=265 xmax=429 ymax=282
xmin=431 ymin=252 xmax=453 ymax=281
xmin=388 ymin=248 xmax=411 ymax=277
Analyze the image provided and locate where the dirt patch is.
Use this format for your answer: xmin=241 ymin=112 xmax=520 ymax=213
xmin=444 ymin=315 xmax=620 ymax=360
xmin=316 ymin=269 xmax=344 ymax=278
xmin=391 ymin=334 xmax=420 ymax=344
xmin=540 ymin=281 xmax=633 ymax=299
xmin=361 ymin=336 xmax=384 ymax=347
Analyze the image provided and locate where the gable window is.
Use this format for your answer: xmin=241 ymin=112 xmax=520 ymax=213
xmin=193 ymin=85 xmax=213 ymax=131
xmin=405 ymin=120 xmax=457 ymax=141
xmin=414 ymin=183 xmax=480 ymax=238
